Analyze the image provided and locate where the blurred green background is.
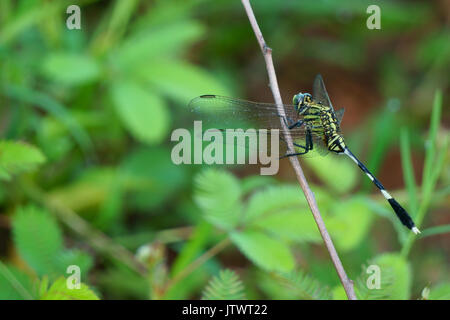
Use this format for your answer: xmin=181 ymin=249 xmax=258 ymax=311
xmin=0 ymin=0 xmax=448 ymax=300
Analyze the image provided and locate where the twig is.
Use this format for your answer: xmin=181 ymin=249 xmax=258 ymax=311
xmin=241 ymin=0 xmax=357 ymax=300
xmin=23 ymin=181 xmax=148 ymax=277
xmin=164 ymin=237 xmax=231 ymax=293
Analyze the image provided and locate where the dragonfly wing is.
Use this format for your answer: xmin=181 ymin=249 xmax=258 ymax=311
xmin=335 ymin=108 xmax=345 ymax=124
xmin=312 ymin=74 xmax=335 ymax=111
xmin=189 ymin=95 xmax=302 ymax=132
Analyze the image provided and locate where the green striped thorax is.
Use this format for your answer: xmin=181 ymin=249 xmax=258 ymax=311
xmin=293 ymin=92 xmax=346 ymax=153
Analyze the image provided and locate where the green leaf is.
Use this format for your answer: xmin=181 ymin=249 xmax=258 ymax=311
xmin=428 ymin=283 xmax=450 ymax=300
xmin=110 ymin=81 xmax=170 ymax=144
xmin=230 ymin=230 xmax=294 ymax=272
xmin=139 ymin=60 xmax=229 ymax=103
xmin=0 ymin=262 xmax=35 ymax=300
xmin=254 ymin=210 xmax=321 ymax=243
xmin=327 ymin=197 xmax=374 ymax=252
xmin=194 ymin=169 xmax=242 ymax=230
xmin=244 ymin=185 xmax=306 ymax=222
xmin=355 ymin=263 xmax=396 ymax=300
xmin=0 ymin=140 xmax=45 ymax=180
xmin=371 ymin=253 xmax=411 ymax=300
xmin=245 ymin=186 xmax=321 ymax=243
xmin=115 ymin=22 xmax=204 ymax=69
xmin=303 ymin=154 xmax=358 ymax=194
xmin=41 ymin=53 xmax=101 ymax=85
xmin=40 ymin=277 xmax=100 ymax=300
xmin=332 ymin=285 xmax=347 ymax=300
xmin=422 ymin=90 xmax=442 ymax=189
xmin=420 ymin=224 xmax=450 ymax=238
xmin=202 ymin=269 xmax=246 ymax=300
xmin=267 ymin=270 xmax=332 ymax=300
xmin=12 ymin=205 xmax=64 ymax=276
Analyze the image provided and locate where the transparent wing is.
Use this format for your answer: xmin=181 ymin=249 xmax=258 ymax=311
xmin=189 ymin=95 xmax=309 ymax=139
xmin=313 ymin=74 xmax=335 ymax=111
xmin=188 ymin=95 xmax=329 ymax=158
xmin=335 ymin=108 xmax=345 ymax=124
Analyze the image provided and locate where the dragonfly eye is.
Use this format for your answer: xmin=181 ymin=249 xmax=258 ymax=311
xmin=293 ymin=93 xmax=313 ymax=110
xmin=292 ymin=94 xmax=299 ymax=107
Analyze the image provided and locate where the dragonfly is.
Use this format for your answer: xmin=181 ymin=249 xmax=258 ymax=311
xmin=189 ymin=74 xmax=419 ymax=234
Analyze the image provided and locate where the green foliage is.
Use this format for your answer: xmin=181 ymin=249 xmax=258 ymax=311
xmin=139 ymin=60 xmax=229 ymax=104
xmin=193 ymin=168 xmax=385 ymax=272
xmin=122 ymin=147 xmax=188 ymax=210
xmin=110 ymin=81 xmax=170 ymax=144
xmin=0 ymin=0 xmax=447 ymax=301
xmin=327 ymin=197 xmax=373 ymax=252
xmin=0 ymin=140 xmax=45 ymax=180
xmin=40 ymin=277 xmax=99 ymax=300
xmin=355 ymin=264 xmax=395 ymax=300
xmin=202 ymin=269 xmax=246 ymax=300
xmin=194 ymin=169 xmax=242 ymax=230
xmin=428 ymin=283 xmax=450 ymax=300
xmin=12 ymin=205 xmax=93 ymax=279
xmin=96 ymin=264 xmax=150 ymax=300
xmin=41 ymin=53 xmax=101 ymax=85
xmin=401 ymin=90 xmax=448 ymax=255
xmin=4 ymin=85 xmax=94 ymax=154
xmin=367 ymin=253 xmax=411 ymax=300
xmin=0 ymin=262 xmax=35 ymax=300
xmin=269 ymin=270 xmax=332 ymax=300
xmin=114 ymin=21 xmax=204 ymax=69
xmin=12 ymin=205 xmax=64 ymax=276
xmin=230 ymin=230 xmax=295 ymax=273
xmin=303 ymin=153 xmax=358 ymax=194
xmin=244 ymin=185 xmax=321 ymax=243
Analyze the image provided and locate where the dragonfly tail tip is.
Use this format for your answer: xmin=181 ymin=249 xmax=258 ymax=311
xmin=412 ymin=227 xmax=421 ymax=235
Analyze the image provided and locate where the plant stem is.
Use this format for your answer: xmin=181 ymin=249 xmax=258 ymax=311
xmin=23 ymin=181 xmax=148 ymax=277
xmin=164 ymin=237 xmax=230 ymax=294
xmin=241 ymin=0 xmax=357 ymax=300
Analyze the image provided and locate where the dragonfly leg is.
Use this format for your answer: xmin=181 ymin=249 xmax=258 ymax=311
xmin=289 ymin=120 xmax=305 ymax=130
xmin=280 ymin=130 xmax=313 ymax=159
xmin=279 ymin=115 xmax=304 ymax=130
xmin=279 ymin=137 xmax=307 ymax=151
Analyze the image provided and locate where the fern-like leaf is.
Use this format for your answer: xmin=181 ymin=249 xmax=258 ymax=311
xmin=355 ymin=254 xmax=410 ymax=300
xmin=40 ymin=277 xmax=100 ymax=300
xmin=355 ymin=265 xmax=395 ymax=300
xmin=12 ymin=205 xmax=64 ymax=276
xmin=271 ymin=270 xmax=332 ymax=300
xmin=202 ymin=269 xmax=246 ymax=300
xmin=194 ymin=169 xmax=242 ymax=230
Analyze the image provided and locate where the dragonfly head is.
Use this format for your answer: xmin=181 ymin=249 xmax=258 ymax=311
xmin=293 ymin=93 xmax=313 ymax=111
